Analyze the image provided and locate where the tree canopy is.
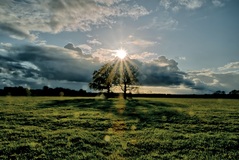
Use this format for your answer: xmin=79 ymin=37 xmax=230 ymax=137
xmin=89 ymin=58 xmax=139 ymax=99
xmin=89 ymin=62 xmax=115 ymax=94
xmin=115 ymin=59 xmax=139 ymax=99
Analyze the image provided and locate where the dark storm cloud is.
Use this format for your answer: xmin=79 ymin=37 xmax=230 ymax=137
xmin=64 ymin=43 xmax=83 ymax=55
xmin=0 ymin=54 xmax=15 ymax=62
xmin=137 ymin=56 xmax=199 ymax=89
xmin=1 ymin=43 xmax=229 ymax=92
xmin=64 ymin=43 xmax=92 ymax=58
xmin=0 ymin=62 xmax=42 ymax=89
xmin=0 ymin=77 xmax=45 ymax=90
xmin=0 ymin=44 xmax=101 ymax=87
xmin=128 ymin=56 xmax=214 ymax=92
xmin=0 ymin=23 xmax=36 ymax=41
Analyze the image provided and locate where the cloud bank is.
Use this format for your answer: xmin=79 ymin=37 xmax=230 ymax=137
xmin=1 ymin=43 xmax=237 ymax=93
xmin=0 ymin=43 xmax=101 ymax=88
xmin=0 ymin=0 xmax=150 ymax=41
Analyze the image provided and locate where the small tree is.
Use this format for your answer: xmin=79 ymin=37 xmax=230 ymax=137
xmin=59 ymin=91 xmax=64 ymax=97
xmin=25 ymin=88 xmax=31 ymax=96
xmin=89 ymin=62 xmax=114 ymax=94
xmin=116 ymin=59 xmax=139 ymax=99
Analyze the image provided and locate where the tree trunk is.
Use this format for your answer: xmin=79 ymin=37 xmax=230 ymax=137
xmin=123 ymin=83 xmax=127 ymax=99
xmin=107 ymin=85 xmax=110 ymax=94
xmin=106 ymin=84 xmax=110 ymax=99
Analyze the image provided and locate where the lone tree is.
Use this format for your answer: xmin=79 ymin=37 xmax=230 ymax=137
xmin=116 ymin=59 xmax=139 ymax=99
xmin=89 ymin=58 xmax=139 ymax=99
xmin=89 ymin=62 xmax=115 ymax=94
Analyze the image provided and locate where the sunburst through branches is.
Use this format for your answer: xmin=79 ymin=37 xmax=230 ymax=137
xmin=89 ymin=53 xmax=139 ymax=99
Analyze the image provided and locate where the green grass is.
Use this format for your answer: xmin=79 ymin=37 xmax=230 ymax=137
xmin=0 ymin=96 xmax=239 ymax=159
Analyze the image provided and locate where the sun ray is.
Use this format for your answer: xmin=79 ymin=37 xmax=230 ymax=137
xmin=107 ymin=59 xmax=120 ymax=85
xmin=119 ymin=59 xmax=124 ymax=85
xmin=124 ymin=57 xmax=138 ymax=69
xmin=93 ymin=63 xmax=111 ymax=82
xmin=123 ymin=60 xmax=135 ymax=82
xmin=110 ymin=60 xmax=119 ymax=78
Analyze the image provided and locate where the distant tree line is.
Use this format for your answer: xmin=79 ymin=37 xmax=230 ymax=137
xmin=0 ymin=86 xmax=238 ymax=98
xmin=212 ymin=90 xmax=239 ymax=96
xmin=0 ymin=86 xmax=88 ymax=96
xmin=212 ymin=90 xmax=239 ymax=95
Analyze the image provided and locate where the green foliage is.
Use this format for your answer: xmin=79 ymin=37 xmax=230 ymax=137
xmin=0 ymin=97 xmax=239 ymax=159
xmin=89 ymin=63 xmax=114 ymax=93
xmin=229 ymin=90 xmax=239 ymax=95
xmin=116 ymin=59 xmax=139 ymax=99
xmin=89 ymin=59 xmax=139 ymax=99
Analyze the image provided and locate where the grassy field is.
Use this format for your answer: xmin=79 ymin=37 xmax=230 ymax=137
xmin=0 ymin=96 xmax=238 ymax=159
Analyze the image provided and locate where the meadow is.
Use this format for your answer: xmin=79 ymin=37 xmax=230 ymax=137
xmin=0 ymin=96 xmax=238 ymax=159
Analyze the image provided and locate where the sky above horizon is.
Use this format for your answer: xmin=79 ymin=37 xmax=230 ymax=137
xmin=0 ymin=0 xmax=239 ymax=94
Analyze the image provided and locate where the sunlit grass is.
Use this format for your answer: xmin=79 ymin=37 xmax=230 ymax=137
xmin=0 ymin=97 xmax=238 ymax=159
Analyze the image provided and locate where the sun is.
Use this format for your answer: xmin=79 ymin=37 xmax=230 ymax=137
xmin=116 ymin=49 xmax=127 ymax=59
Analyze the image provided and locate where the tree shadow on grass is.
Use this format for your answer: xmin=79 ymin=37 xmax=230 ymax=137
xmin=36 ymin=98 xmax=200 ymax=129
xmin=38 ymin=98 xmax=113 ymax=111
xmin=123 ymin=99 xmax=200 ymax=128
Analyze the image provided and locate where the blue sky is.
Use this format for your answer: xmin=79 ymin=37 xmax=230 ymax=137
xmin=0 ymin=0 xmax=238 ymax=94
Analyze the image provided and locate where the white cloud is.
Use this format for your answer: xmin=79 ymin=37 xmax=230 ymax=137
xmin=0 ymin=0 xmax=150 ymax=41
xmin=123 ymin=35 xmax=156 ymax=48
xmin=138 ymin=16 xmax=178 ymax=31
xmin=176 ymin=56 xmax=187 ymax=60
xmin=179 ymin=0 xmax=204 ymax=10
xmin=0 ymin=43 xmax=12 ymax=47
xmin=130 ymin=52 xmax=157 ymax=60
xmin=91 ymin=48 xmax=116 ymax=62
xmin=212 ymin=0 xmax=224 ymax=7
xmin=20 ymin=61 xmax=40 ymax=71
xmin=188 ymin=62 xmax=239 ymax=93
xmin=172 ymin=6 xmax=181 ymax=12
xmin=87 ymin=39 xmax=102 ymax=45
xmin=125 ymin=4 xmax=151 ymax=20
xmin=78 ymin=44 xmax=92 ymax=54
xmin=78 ymin=44 xmax=92 ymax=52
xmin=218 ymin=62 xmax=239 ymax=71
xmin=160 ymin=0 xmax=172 ymax=10
xmin=160 ymin=0 xmax=204 ymax=11
xmin=137 ymin=85 xmax=200 ymax=94
xmin=94 ymin=0 xmax=121 ymax=6
xmin=126 ymin=39 xmax=156 ymax=48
